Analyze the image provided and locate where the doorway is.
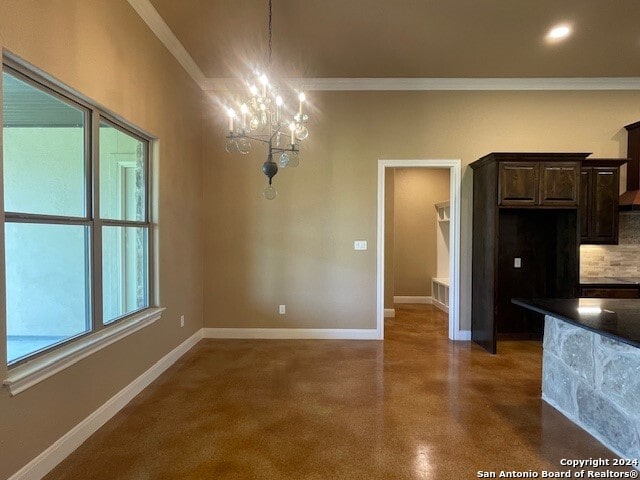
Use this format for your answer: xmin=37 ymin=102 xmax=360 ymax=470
xmin=376 ymin=159 xmax=462 ymax=340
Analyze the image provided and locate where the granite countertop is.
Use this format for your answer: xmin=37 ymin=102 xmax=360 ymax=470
xmin=512 ymin=298 xmax=640 ymax=349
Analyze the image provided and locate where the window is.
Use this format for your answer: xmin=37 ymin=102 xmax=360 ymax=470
xmin=99 ymin=121 xmax=150 ymax=324
xmin=2 ymin=60 xmax=153 ymax=366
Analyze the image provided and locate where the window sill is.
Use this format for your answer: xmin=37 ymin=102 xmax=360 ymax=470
xmin=3 ymin=307 xmax=165 ymax=396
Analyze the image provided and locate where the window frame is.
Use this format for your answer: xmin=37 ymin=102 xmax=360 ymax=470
xmin=2 ymin=56 xmax=155 ymax=369
xmin=95 ymin=115 xmax=153 ymax=327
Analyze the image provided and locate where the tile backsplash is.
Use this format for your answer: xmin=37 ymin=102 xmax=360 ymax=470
xmin=580 ymin=214 xmax=640 ymax=277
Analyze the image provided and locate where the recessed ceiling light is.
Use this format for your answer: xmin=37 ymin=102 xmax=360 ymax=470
xmin=546 ymin=24 xmax=572 ymax=41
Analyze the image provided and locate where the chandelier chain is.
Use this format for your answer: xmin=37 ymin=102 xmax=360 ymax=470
xmin=268 ymin=0 xmax=273 ymax=69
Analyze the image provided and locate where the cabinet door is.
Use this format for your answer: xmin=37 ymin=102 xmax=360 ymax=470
xmin=579 ymin=168 xmax=591 ymax=241
xmin=581 ymin=287 xmax=639 ymax=298
xmin=591 ymin=167 xmax=619 ymax=243
xmin=498 ymin=162 xmax=539 ymax=206
xmin=539 ymin=162 xmax=580 ymax=206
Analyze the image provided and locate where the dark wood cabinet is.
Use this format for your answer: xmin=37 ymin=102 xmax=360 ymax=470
xmin=580 ymin=286 xmax=640 ymax=298
xmin=496 ymin=156 xmax=582 ymax=207
xmin=580 ymin=169 xmax=590 ymax=236
xmin=579 ymin=159 xmax=626 ymax=245
xmin=470 ymin=152 xmax=589 ymax=354
xmin=620 ymin=121 xmax=640 ymax=211
xmin=499 ymin=162 xmax=539 ymax=205
xmin=539 ymin=162 xmax=580 ymax=205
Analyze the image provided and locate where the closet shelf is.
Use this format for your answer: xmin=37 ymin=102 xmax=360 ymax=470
xmin=435 ymin=200 xmax=450 ymax=223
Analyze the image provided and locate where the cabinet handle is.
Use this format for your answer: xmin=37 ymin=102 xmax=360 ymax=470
xmin=597 ymin=172 xmax=614 ymax=175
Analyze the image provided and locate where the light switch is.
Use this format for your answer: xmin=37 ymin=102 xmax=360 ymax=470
xmin=354 ymin=241 xmax=367 ymax=250
xmin=514 ymin=258 xmax=522 ymax=268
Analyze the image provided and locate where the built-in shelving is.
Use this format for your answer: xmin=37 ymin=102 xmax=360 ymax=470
xmin=435 ymin=201 xmax=450 ymax=223
xmin=433 ymin=200 xmax=450 ymax=313
xmin=432 ymin=277 xmax=449 ymax=313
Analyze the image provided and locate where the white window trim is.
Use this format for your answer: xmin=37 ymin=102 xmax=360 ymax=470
xmin=2 ymin=54 xmax=160 ymax=380
xmin=3 ymin=307 xmax=165 ymax=396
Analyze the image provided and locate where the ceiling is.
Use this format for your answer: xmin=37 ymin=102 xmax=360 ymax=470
xmin=149 ymin=0 xmax=640 ymax=79
xmin=2 ymin=72 xmax=85 ymax=127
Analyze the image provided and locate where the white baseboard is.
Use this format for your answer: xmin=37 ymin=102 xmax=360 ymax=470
xmin=384 ymin=308 xmax=395 ymax=318
xmin=456 ymin=330 xmax=472 ymax=341
xmin=393 ymin=296 xmax=432 ymax=304
xmin=203 ymin=328 xmax=380 ymax=340
xmin=8 ymin=329 xmax=203 ymax=480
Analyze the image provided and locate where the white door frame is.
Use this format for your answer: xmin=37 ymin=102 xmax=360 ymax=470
xmin=376 ymin=159 xmax=462 ymax=340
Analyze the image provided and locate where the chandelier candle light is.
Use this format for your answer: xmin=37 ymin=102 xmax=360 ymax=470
xmin=224 ymin=0 xmax=310 ymax=200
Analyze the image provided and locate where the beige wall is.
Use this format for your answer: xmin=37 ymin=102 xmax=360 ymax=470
xmin=204 ymin=89 xmax=640 ymax=332
xmin=0 ymin=1 xmax=204 ymax=478
xmin=393 ymin=168 xmax=450 ymax=297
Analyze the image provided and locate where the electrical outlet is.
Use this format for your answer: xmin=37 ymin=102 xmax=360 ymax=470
xmin=279 ymin=305 xmax=286 ymax=315
xmin=514 ymin=258 xmax=522 ymax=268
xmin=180 ymin=315 xmax=185 ymax=327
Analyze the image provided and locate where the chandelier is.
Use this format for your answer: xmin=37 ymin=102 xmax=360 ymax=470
xmin=224 ymin=0 xmax=309 ymax=200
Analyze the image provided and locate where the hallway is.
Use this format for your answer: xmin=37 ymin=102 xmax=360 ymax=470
xmin=45 ymin=305 xmax=629 ymax=479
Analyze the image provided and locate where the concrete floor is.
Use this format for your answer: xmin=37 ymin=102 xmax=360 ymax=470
xmin=45 ymin=304 xmax=632 ymax=479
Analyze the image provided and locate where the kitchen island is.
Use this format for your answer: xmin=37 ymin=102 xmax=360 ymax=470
xmin=513 ymin=298 xmax=640 ymax=462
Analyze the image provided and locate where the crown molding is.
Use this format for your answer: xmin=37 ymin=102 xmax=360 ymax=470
xmin=127 ymin=0 xmax=206 ymax=88
xmin=129 ymin=0 xmax=640 ymax=93
xmin=204 ymin=76 xmax=640 ymax=92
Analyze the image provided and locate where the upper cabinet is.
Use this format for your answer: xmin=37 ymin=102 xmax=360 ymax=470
xmin=499 ymin=161 xmax=580 ymax=206
xmin=476 ymin=153 xmax=588 ymax=208
xmin=580 ymin=159 xmax=627 ymax=245
xmin=498 ymin=162 xmax=539 ymax=205
xmin=539 ymin=162 xmax=581 ymax=205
